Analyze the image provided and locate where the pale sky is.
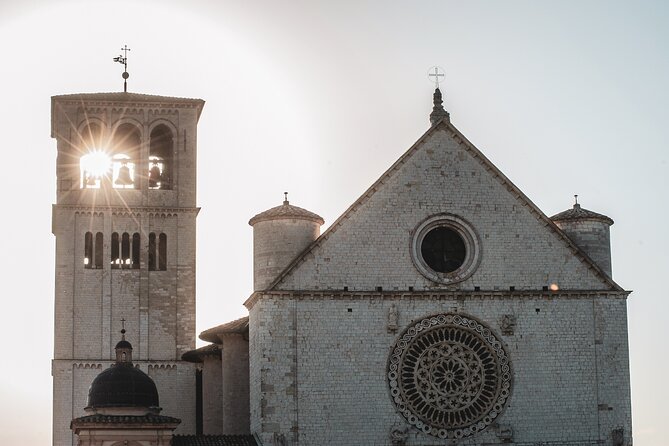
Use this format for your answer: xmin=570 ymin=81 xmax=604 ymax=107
xmin=0 ymin=1 xmax=667 ymax=444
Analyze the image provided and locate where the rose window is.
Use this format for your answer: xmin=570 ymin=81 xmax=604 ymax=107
xmin=387 ymin=314 xmax=511 ymax=440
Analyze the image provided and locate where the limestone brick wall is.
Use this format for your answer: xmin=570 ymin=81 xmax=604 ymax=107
xmin=248 ymin=293 xmax=632 ymax=445
xmin=556 ymin=219 xmax=612 ymax=277
xmin=149 ymin=362 xmax=198 ymax=434
xmin=276 ymin=128 xmax=610 ymax=293
xmin=52 ymin=97 xmax=201 ymax=445
xmin=253 ymin=219 xmax=320 ymax=291
xmin=221 ymin=334 xmax=250 ymax=434
xmin=203 ymin=355 xmax=223 ymax=434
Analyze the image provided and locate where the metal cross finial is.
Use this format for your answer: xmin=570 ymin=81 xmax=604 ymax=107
xmin=428 ymin=66 xmax=445 ymax=89
xmin=120 ymin=318 xmax=126 ymax=336
xmin=113 ymin=45 xmax=131 ymax=92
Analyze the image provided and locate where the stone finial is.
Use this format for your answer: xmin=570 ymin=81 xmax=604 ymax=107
xmin=429 ymin=88 xmax=450 ymax=126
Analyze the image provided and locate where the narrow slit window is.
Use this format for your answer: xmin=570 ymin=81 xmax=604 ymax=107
xmin=148 ymin=233 xmax=156 ymax=271
xmin=95 ymin=232 xmax=103 ymax=269
xmin=132 ymin=233 xmax=140 ymax=269
xmin=159 ymin=233 xmax=167 ymax=271
xmin=84 ymin=232 xmax=93 ymax=268
xmin=111 ymin=232 xmax=120 ymax=269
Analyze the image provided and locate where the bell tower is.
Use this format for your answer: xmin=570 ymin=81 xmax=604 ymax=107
xmin=51 ymin=92 xmax=204 ymax=445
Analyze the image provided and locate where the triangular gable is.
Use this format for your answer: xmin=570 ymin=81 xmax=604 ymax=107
xmin=268 ymin=118 xmax=622 ymax=292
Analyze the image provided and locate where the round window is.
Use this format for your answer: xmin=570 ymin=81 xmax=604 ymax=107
xmin=421 ymin=227 xmax=466 ymax=273
xmin=387 ymin=314 xmax=512 ymax=440
xmin=411 ymin=214 xmax=481 ymax=284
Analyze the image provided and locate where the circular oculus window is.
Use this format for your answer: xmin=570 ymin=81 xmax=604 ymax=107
xmin=411 ymin=215 xmax=480 ymax=284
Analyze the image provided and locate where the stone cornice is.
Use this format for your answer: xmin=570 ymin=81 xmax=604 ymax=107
xmin=244 ymin=289 xmax=631 ymax=309
xmin=53 ymin=204 xmax=200 ymax=215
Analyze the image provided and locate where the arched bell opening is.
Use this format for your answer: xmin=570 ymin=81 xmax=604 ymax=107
xmin=79 ymin=122 xmax=108 ymax=189
xmin=149 ymin=125 xmax=174 ymax=190
xmin=110 ymin=123 xmax=141 ymax=189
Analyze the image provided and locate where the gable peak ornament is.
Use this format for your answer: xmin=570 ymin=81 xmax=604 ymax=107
xmin=427 ymin=66 xmax=450 ymax=125
xmin=113 ymin=44 xmax=131 ymax=92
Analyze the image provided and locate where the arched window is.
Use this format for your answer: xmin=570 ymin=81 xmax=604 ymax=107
xmin=110 ymin=124 xmax=140 ymax=189
xmin=79 ymin=123 xmax=108 ymax=189
xmin=84 ymin=232 xmax=104 ymax=269
xmin=159 ymin=233 xmax=167 ymax=271
xmin=111 ymin=232 xmax=120 ymax=269
xmin=149 ymin=125 xmax=174 ymax=190
xmin=148 ymin=232 xmax=156 ymax=271
xmin=95 ymin=232 xmax=103 ymax=269
xmin=84 ymin=232 xmax=93 ymax=268
xmin=121 ymin=233 xmax=130 ymax=267
xmin=132 ymin=233 xmax=140 ymax=269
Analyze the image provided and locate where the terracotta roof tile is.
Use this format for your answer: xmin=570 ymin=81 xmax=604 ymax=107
xmin=551 ymin=204 xmax=613 ymax=225
xmin=182 ymin=344 xmax=221 ymax=363
xmin=199 ymin=316 xmax=249 ymax=343
xmin=249 ymin=201 xmax=324 ymax=226
xmin=171 ymin=434 xmax=258 ymax=446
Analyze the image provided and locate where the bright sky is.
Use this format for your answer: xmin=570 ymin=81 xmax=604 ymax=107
xmin=0 ymin=1 xmax=667 ymax=444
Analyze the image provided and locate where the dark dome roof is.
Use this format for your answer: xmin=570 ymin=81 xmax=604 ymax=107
xmin=249 ymin=200 xmax=324 ymax=226
xmin=115 ymin=339 xmax=132 ymax=349
xmin=87 ymin=364 xmax=159 ymax=409
xmin=551 ymin=203 xmax=613 ymax=225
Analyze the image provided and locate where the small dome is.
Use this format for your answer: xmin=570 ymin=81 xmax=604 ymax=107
xmin=115 ymin=339 xmax=132 ymax=349
xmin=551 ymin=203 xmax=613 ymax=225
xmin=86 ymin=363 xmax=159 ymax=409
xmin=249 ymin=197 xmax=324 ymax=226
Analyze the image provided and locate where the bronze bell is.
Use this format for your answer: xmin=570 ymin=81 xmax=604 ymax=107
xmin=85 ymin=173 xmax=98 ymax=186
xmin=115 ymin=163 xmax=133 ymax=185
xmin=149 ymin=164 xmax=161 ymax=188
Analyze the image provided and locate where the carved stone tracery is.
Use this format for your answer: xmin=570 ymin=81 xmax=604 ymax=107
xmin=388 ymin=314 xmax=511 ymax=440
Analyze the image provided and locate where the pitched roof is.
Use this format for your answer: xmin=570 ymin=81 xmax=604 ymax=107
xmin=258 ymin=117 xmax=622 ymax=295
xmin=182 ymin=344 xmax=221 ymax=363
xmin=199 ymin=316 xmax=249 ymax=343
xmin=551 ymin=203 xmax=614 ymax=225
xmin=171 ymin=435 xmax=258 ymax=446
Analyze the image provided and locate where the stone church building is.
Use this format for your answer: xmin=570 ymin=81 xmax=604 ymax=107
xmin=51 ymin=87 xmax=632 ymax=445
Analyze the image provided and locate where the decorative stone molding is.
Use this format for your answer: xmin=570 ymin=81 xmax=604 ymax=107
xmin=389 ymin=424 xmax=409 ymax=445
xmin=387 ymin=304 xmax=399 ymax=333
xmin=499 ymin=314 xmax=517 ymax=336
xmin=410 ymin=214 xmax=482 ymax=285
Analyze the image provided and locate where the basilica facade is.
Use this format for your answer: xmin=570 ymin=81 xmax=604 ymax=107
xmin=52 ymin=87 xmax=632 ymax=445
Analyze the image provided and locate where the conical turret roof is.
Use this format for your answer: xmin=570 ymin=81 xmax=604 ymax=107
xmin=249 ymin=196 xmax=324 ymax=226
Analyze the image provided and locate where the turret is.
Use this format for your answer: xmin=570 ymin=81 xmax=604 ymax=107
xmin=249 ymin=194 xmax=324 ymax=291
xmin=551 ymin=197 xmax=614 ymax=277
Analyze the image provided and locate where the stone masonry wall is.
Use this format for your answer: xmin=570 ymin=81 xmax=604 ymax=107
xmin=203 ymin=355 xmax=223 ymax=434
xmin=249 ymin=293 xmax=632 ymax=445
xmin=221 ymin=334 xmax=251 ymax=434
xmin=52 ymin=98 xmax=201 ymax=445
xmin=276 ymin=127 xmax=610 ymax=293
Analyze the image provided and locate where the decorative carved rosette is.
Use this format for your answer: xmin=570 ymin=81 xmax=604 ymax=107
xmin=388 ymin=314 xmax=512 ymax=440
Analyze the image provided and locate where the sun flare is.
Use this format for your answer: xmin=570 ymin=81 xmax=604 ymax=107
xmin=81 ymin=150 xmax=111 ymax=178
